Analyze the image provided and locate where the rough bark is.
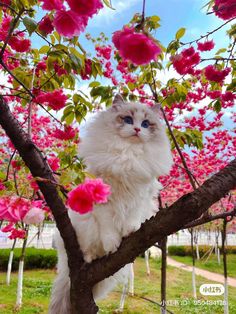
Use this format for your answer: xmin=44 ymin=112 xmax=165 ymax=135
xmin=0 ymin=95 xmax=236 ymax=313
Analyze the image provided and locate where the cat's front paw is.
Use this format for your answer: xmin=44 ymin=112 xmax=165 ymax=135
xmin=102 ymin=236 xmax=121 ymax=255
xmin=122 ymin=223 xmax=140 ymax=238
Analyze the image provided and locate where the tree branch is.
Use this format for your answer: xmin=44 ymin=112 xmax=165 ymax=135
xmin=184 ymin=207 xmax=236 ymax=229
xmin=83 ymin=158 xmax=236 ymax=286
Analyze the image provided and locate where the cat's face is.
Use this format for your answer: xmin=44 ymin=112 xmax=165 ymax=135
xmin=108 ymin=101 xmax=160 ymax=143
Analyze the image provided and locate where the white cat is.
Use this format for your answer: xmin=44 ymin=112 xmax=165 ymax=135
xmin=49 ymin=95 xmax=173 ymax=313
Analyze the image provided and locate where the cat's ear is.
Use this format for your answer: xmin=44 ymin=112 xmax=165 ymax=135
xmin=112 ymin=94 xmax=125 ymax=110
xmin=150 ymin=103 xmax=161 ymax=115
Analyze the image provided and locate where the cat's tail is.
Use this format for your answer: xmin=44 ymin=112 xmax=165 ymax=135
xmin=48 ymin=272 xmax=71 ymax=314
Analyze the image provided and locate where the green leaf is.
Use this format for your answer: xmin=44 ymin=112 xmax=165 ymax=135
xmin=103 ymin=0 xmax=115 ymax=9
xmin=213 ymin=99 xmax=221 ymax=113
xmin=175 ymin=28 xmax=186 ymax=40
xmin=23 ymin=17 xmax=37 ymax=36
xmin=64 ymin=112 xmax=74 ymax=125
xmin=39 ymin=45 xmax=50 ymax=54
xmin=215 ymin=48 xmax=227 ymax=55
xmin=89 ymin=81 xmax=101 ymax=88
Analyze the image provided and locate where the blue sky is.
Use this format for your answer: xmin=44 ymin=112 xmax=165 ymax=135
xmin=83 ymin=0 xmax=231 ymax=50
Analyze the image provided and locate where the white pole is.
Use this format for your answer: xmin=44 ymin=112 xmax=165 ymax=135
xmin=192 ymin=266 xmax=197 ymax=299
xmin=224 ymin=277 xmax=229 ymax=314
xmin=16 ymin=260 xmax=24 ymax=308
xmin=145 ymin=250 xmax=150 ymax=275
xmin=6 ymin=250 xmax=14 ymax=285
xmin=128 ymin=263 xmax=134 ymax=296
xmin=119 ymin=283 xmax=128 ymax=312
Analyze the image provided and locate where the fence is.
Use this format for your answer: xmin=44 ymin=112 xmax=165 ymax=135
xmin=0 ymin=224 xmax=235 ymax=249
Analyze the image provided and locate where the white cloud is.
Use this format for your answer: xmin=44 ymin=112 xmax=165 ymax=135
xmin=90 ymin=0 xmax=141 ymax=25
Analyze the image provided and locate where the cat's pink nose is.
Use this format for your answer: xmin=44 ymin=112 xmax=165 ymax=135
xmin=134 ymin=127 xmax=141 ymax=133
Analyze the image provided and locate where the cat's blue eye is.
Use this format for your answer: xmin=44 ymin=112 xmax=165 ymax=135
xmin=123 ymin=116 xmax=133 ymax=125
xmin=141 ymin=120 xmax=150 ymax=128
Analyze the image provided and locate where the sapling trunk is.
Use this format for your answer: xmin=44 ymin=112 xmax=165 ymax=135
xmin=190 ymin=229 xmax=197 ymax=299
xmin=222 ymin=219 xmax=229 ymax=314
xmin=128 ymin=263 xmax=134 ymax=296
xmin=6 ymin=239 xmax=16 ymax=285
xmin=16 ymin=227 xmax=28 ymax=308
xmin=145 ymin=249 xmax=150 ymax=275
xmin=215 ymin=228 xmax=221 ymax=265
xmin=194 ymin=230 xmax=200 ymax=260
xmin=161 ymin=236 xmax=167 ymax=314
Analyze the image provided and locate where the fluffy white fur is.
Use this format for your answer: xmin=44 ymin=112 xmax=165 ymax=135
xmin=49 ymin=97 xmax=173 ymax=314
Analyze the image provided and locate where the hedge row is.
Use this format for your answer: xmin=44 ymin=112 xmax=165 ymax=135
xmin=0 ymin=248 xmax=57 ymax=271
xmin=168 ymin=245 xmax=236 ymax=257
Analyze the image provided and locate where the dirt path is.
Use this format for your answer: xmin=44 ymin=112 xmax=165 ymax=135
xmin=167 ymin=257 xmax=236 ymax=287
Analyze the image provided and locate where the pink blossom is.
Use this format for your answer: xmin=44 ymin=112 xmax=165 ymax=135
xmin=112 ymin=27 xmax=161 ymax=65
xmin=27 ymin=174 xmax=39 ymax=191
xmin=68 ymin=178 xmax=111 ymax=214
xmin=0 ymin=182 xmax=6 ymax=191
xmin=204 ymin=65 xmax=230 ymax=82
xmin=23 ymin=207 xmax=45 ymax=225
xmin=34 ymin=89 xmax=67 ymax=110
xmin=9 ymin=228 xmax=26 ymax=239
xmin=1 ymin=223 xmax=14 ymax=232
xmin=172 ymin=47 xmax=200 ymax=75
xmin=11 ymin=160 xmax=21 ymax=170
xmin=53 ymin=63 xmax=67 ymax=76
xmin=40 ymin=0 xmax=64 ymax=10
xmin=53 ymin=9 xmax=88 ymax=38
xmin=48 ymin=156 xmax=60 ymax=171
xmin=67 ymin=0 xmax=103 ymax=17
xmin=9 ymin=37 xmax=31 ymax=53
xmin=53 ymin=125 xmax=77 ymax=140
xmin=1 ymin=0 xmax=11 ymax=5
xmin=95 ymin=45 xmax=112 ymax=60
xmin=221 ymin=91 xmax=235 ymax=102
xmin=0 ymin=16 xmax=12 ymax=41
xmin=197 ymin=40 xmax=215 ymax=51
xmin=38 ymin=15 xmax=54 ymax=35
xmin=213 ymin=0 xmax=236 ymax=20
xmin=0 ymin=197 xmax=30 ymax=222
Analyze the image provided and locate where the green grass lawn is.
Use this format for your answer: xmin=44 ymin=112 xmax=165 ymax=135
xmin=169 ymin=254 xmax=236 ymax=277
xmin=0 ymin=257 xmax=235 ymax=313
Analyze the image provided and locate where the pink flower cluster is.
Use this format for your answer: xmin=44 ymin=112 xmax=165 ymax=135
xmin=38 ymin=15 xmax=54 ymax=35
xmin=52 ymin=125 xmax=77 ymax=140
xmin=1 ymin=224 xmax=26 ymax=240
xmin=197 ymin=40 xmax=215 ymax=52
xmin=204 ymin=65 xmax=230 ymax=83
xmin=0 ymin=197 xmax=45 ymax=239
xmin=213 ymin=0 xmax=236 ymax=20
xmin=0 ymin=197 xmax=44 ymax=223
xmin=96 ymin=45 xmax=112 ymax=60
xmin=112 ymin=26 xmax=161 ymax=66
xmin=172 ymin=47 xmax=200 ymax=75
xmin=34 ymin=89 xmax=67 ymax=110
xmin=40 ymin=0 xmax=103 ymax=38
xmin=0 ymin=16 xmax=31 ymax=53
xmin=68 ymin=178 xmax=111 ymax=214
xmin=48 ymin=155 xmax=60 ymax=171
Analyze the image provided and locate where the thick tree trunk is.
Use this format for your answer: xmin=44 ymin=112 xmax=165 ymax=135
xmin=0 ymin=96 xmax=236 ymax=313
